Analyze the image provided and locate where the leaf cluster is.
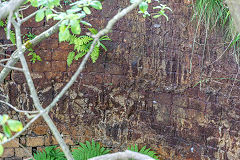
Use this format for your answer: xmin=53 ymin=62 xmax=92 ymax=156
xmin=67 ymin=28 xmax=111 ymax=66
xmin=0 ymin=115 xmax=23 ymax=156
xmin=128 ymin=144 xmax=159 ymax=160
xmin=31 ymin=146 xmax=65 ymax=160
xmin=31 ymin=140 xmax=159 ymax=160
xmin=0 ymin=20 xmax=16 ymax=44
xmin=27 ymin=48 xmax=42 ymax=63
xmin=72 ymin=140 xmax=110 ymax=160
xmin=192 ymin=0 xmax=240 ymax=64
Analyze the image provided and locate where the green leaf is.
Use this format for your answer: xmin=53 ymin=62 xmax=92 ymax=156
xmin=90 ymin=1 xmax=102 ymax=10
xmin=0 ymin=115 xmax=8 ymax=125
xmin=67 ymin=51 xmax=75 ymax=66
xmin=100 ymin=43 xmax=107 ymax=51
xmin=139 ymin=2 xmax=148 ymax=13
xmin=70 ymin=20 xmax=81 ymax=35
xmin=45 ymin=9 xmax=53 ymax=18
xmin=90 ymin=46 xmax=99 ymax=63
xmin=35 ymin=9 xmax=45 ymax=22
xmin=7 ymin=120 xmax=23 ymax=132
xmin=3 ymin=125 xmax=12 ymax=138
xmin=88 ymin=28 xmax=98 ymax=35
xmin=0 ymin=145 xmax=4 ymax=156
xmin=83 ymin=7 xmax=91 ymax=14
xmin=31 ymin=0 xmax=38 ymax=7
xmin=59 ymin=24 xmax=70 ymax=42
xmin=153 ymin=15 xmax=161 ymax=18
xmin=0 ymin=20 xmax=5 ymax=27
xmin=80 ymin=21 xmax=92 ymax=27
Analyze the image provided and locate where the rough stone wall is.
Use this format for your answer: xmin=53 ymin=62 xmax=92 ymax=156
xmin=0 ymin=0 xmax=240 ymax=159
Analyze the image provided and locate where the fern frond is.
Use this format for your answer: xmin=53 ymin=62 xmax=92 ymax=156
xmin=90 ymin=46 xmax=100 ymax=63
xmin=75 ymin=52 xmax=86 ymax=60
xmin=31 ymin=146 xmax=65 ymax=160
xmin=72 ymin=140 xmax=110 ymax=160
xmin=74 ymin=36 xmax=93 ymax=46
xmin=88 ymin=28 xmax=98 ymax=35
xmin=67 ymin=51 xmax=75 ymax=66
xmin=128 ymin=145 xmax=159 ymax=160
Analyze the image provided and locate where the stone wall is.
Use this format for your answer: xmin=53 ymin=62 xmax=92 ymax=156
xmin=0 ymin=0 xmax=240 ymax=159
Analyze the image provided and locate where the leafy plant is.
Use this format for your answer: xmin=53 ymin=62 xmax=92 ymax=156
xmin=192 ymin=0 xmax=240 ymax=62
xmin=32 ymin=146 xmax=65 ymax=160
xmin=67 ymin=28 xmax=111 ymax=66
xmin=128 ymin=144 xmax=159 ymax=160
xmin=153 ymin=3 xmax=172 ymax=20
xmin=22 ymin=32 xmax=42 ymax=63
xmin=0 ymin=20 xmax=16 ymax=44
xmin=23 ymin=32 xmax=36 ymax=41
xmin=28 ymin=48 xmax=42 ymax=63
xmin=72 ymin=140 xmax=110 ymax=160
xmin=0 ymin=114 xmax=23 ymax=156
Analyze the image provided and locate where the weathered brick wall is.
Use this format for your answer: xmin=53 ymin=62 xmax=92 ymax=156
xmin=0 ymin=0 xmax=240 ymax=159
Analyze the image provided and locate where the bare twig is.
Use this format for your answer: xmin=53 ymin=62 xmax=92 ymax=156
xmin=0 ymin=63 xmax=23 ymax=71
xmin=13 ymin=139 xmax=34 ymax=159
xmin=0 ymin=100 xmax=39 ymax=114
xmin=21 ymin=7 xmax=47 ymax=24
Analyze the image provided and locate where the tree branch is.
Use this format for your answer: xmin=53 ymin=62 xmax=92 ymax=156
xmin=0 ymin=110 xmax=42 ymax=146
xmin=0 ymin=21 xmax=61 ymax=84
xmin=20 ymin=7 xmax=47 ymax=24
xmin=89 ymin=150 xmax=155 ymax=160
xmin=46 ymin=0 xmax=143 ymax=113
xmin=0 ymin=100 xmax=39 ymax=114
xmin=12 ymin=18 xmax=74 ymax=160
xmin=0 ymin=63 xmax=23 ymax=72
xmin=0 ymin=0 xmax=25 ymax=20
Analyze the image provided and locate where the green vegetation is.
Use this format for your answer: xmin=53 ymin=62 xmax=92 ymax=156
xmin=0 ymin=20 xmax=16 ymax=44
xmin=192 ymin=0 xmax=240 ymax=63
xmin=31 ymin=140 xmax=159 ymax=160
xmin=128 ymin=144 xmax=159 ymax=160
xmin=72 ymin=140 xmax=110 ymax=160
xmin=0 ymin=114 xmax=23 ymax=156
xmin=67 ymin=28 xmax=111 ymax=66
xmin=32 ymin=146 xmax=65 ymax=160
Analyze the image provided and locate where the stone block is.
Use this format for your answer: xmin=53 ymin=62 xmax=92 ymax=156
xmin=32 ymin=61 xmax=51 ymax=72
xmin=3 ymin=138 xmax=19 ymax=148
xmin=45 ymin=136 xmax=58 ymax=146
xmin=1 ymin=148 xmax=14 ymax=158
xmin=15 ymin=147 xmax=32 ymax=158
xmin=26 ymin=137 xmax=44 ymax=147
xmin=52 ymin=61 xmax=67 ymax=72
xmin=52 ymin=49 xmax=69 ymax=61
xmin=32 ymin=125 xmax=49 ymax=135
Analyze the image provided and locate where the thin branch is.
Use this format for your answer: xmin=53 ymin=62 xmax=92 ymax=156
xmin=0 ymin=21 xmax=61 ymax=84
xmin=0 ymin=58 xmax=10 ymax=63
xmin=19 ymin=4 xmax=31 ymax=12
xmin=0 ymin=63 xmax=23 ymax=72
xmin=89 ymin=150 xmax=155 ymax=160
xmin=13 ymin=17 xmax=74 ymax=160
xmin=0 ymin=0 xmax=25 ymax=20
xmin=45 ymin=0 xmax=143 ymax=113
xmin=21 ymin=7 xmax=47 ymax=24
xmin=0 ymin=100 xmax=39 ymax=114
xmin=13 ymin=139 xmax=34 ymax=159
xmin=0 ymin=111 xmax=43 ymax=145
xmin=6 ymin=11 xmax=13 ymax=40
